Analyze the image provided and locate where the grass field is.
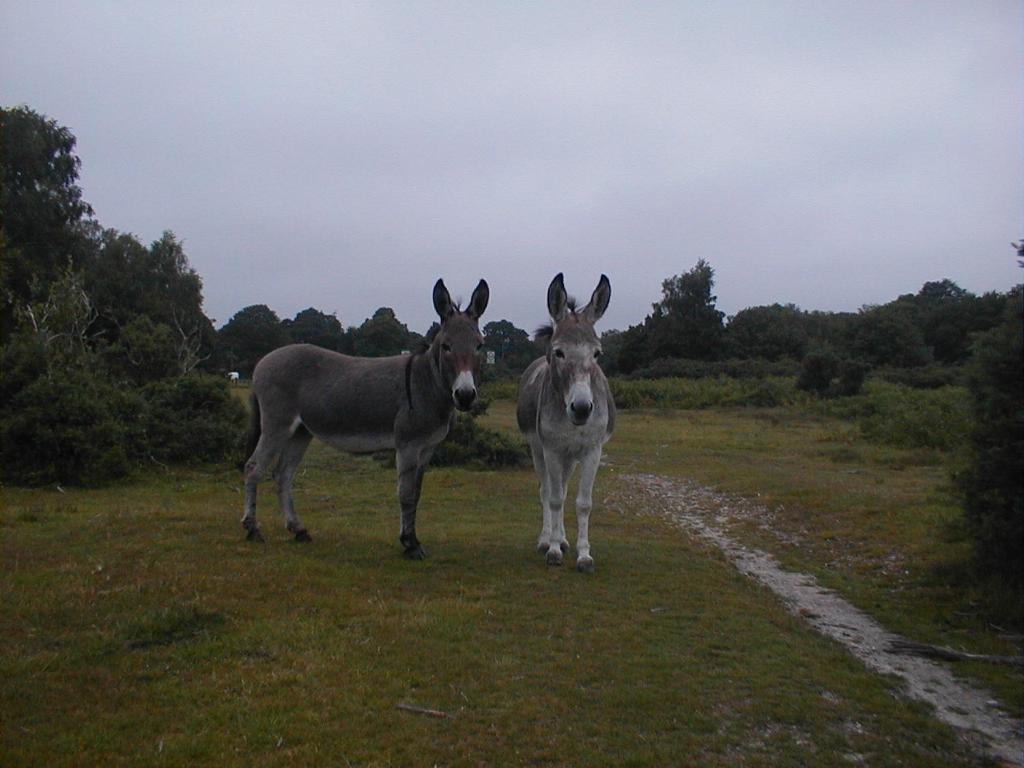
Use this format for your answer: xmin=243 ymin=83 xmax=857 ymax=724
xmin=1 ymin=395 xmax=1017 ymax=766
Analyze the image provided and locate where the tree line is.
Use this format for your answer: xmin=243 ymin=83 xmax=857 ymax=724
xmin=2 ymin=105 xmax=1019 ymax=596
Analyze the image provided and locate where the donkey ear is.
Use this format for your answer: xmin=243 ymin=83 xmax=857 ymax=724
xmin=547 ymin=273 xmax=568 ymax=322
xmin=584 ymin=274 xmax=611 ymax=322
xmin=433 ymin=278 xmax=454 ymax=320
xmin=466 ymin=279 xmax=489 ymax=320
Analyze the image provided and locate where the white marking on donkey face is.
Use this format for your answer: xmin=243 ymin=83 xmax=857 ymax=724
xmin=452 ymin=369 xmax=477 ymax=411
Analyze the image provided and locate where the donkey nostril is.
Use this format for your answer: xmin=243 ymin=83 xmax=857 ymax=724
xmin=571 ymin=400 xmax=593 ymax=416
xmin=455 ymin=388 xmax=476 ymax=408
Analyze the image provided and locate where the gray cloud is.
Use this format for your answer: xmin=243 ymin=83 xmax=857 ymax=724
xmin=2 ymin=1 xmax=1020 ymax=333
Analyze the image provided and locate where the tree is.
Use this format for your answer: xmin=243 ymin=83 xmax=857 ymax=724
xmin=483 ymin=319 xmax=538 ymax=375
xmin=1 ymin=106 xmax=95 ymax=337
xmin=643 ymin=259 xmax=725 ymax=362
xmin=957 ymin=286 xmax=1023 ymax=597
xmin=726 ymin=303 xmax=809 ymax=361
xmin=281 ymin=307 xmax=348 ymax=352
xmin=848 ymin=305 xmax=931 ymax=368
xmin=216 ymin=305 xmax=289 ymax=376
xmin=349 ymin=307 xmax=414 ymax=357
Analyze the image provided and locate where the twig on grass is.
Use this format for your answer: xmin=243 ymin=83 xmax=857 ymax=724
xmin=888 ymin=640 xmax=1024 ymax=668
xmin=397 ymin=702 xmax=452 ymax=719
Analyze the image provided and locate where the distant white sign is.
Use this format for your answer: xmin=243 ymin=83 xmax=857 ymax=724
xmin=486 ymin=350 xmax=496 ymax=365
xmin=227 ymin=371 xmax=240 ymax=382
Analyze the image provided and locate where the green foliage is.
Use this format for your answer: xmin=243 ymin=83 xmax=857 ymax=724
xmin=215 ymin=304 xmax=289 ymax=376
xmin=430 ymin=413 xmax=530 ymax=469
xmin=827 ymin=381 xmax=972 ymax=452
xmin=0 ymin=368 xmax=145 ymax=486
xmin=956 ymin=292 xmax=1023 ymax=593
xmin=610 ymin=376 xmax=801 ymax=410
xmin=83 ymin=230 xmax=211 ymax=354
xmin=644 ymin=259 xmax=725 ymax=362
xmin=0 ymin=106 xmax=95 ymax=337
xmin=281 ymin=307 xmax=349 ymax=352
xmin=140 ymin=375 xmax=247 ymax=464
xmin=872 ymin=364 xmax=964 ymax=390
xmin=796 ymin=350 xmax=838 ymax=395
xmin=848 ymin=306 xmax=932 ymax=368
xmin=726 ymin=303 xmax=809 ymax=361
xmin=482 ymin=319 xmax=539 ymax=376
xmin=349 ymin=306 xmax=416 ymax=357
xmin=629 ymin=356 xmax=800 ymax=381
xmin=102 ymin=315 xmax=180 ymax=384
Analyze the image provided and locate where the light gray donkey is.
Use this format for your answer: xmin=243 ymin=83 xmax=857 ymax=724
xmin=517 ymin=273 xmax=615 ymax=572
xmin=241 ymin=278 xmax=489 ymax=559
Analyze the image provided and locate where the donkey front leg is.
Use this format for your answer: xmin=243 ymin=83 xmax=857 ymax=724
xmin=574 ymin=447 xmax=602 ymax=573
xmin=529 ymin=435 xmax=553 ymax=554
xmin=396 ymin=446 xmax=429 ymax=560
xmin=542 ymin=451 xmax=572 ymax=566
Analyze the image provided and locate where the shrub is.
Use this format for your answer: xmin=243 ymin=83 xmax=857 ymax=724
xmin=796 ymin=350 xmax=838 ymax=395
xmin=610 ymin=376 xmax=802 ymax=410
xmin=429 ymin=414 xmax=530 ymax=469
xmin=873 ymin=364 xmax=964 ymax=390
xmin=956 ymin=297 xmax=1023 ymax=596
xmin=855 ymin=381 xmax=972 ymax=452
xmin=140 ymin=375 xmax=247 ymax=464
xmin=0 ymin=369 xmax=146 ymax=486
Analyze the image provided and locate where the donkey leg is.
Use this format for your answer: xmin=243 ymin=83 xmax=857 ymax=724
xmin=242 ymin=437 xmax=276 ymax=542
xmin=543 ymin=451 xmax=570 ymax=566
xmin=277 ymin=429 xmax=313 ymax=542
xmin=529 ymin=435 xmax=552 ymax=553
xmin=396 ymin=446 xmax=428 ymax=560
xmin=574 ymin=447 xmax=602 ymax=573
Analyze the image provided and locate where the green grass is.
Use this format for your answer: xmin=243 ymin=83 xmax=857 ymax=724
xmin=0 ymin=403 xmax=1010 ymax=766
xmin=481 ymin=400 xmax=1021 ymax=716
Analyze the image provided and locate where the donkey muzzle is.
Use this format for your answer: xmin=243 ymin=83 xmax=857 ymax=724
xmin=569 ymin=398 xmax=594 ymax=425
xmin=453 ymin=370 xmax=477 ymax=412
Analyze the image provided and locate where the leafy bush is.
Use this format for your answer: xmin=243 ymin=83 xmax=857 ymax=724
xmin=872 ymin=364 xmax=964 ymax=390
xmin=849 ymin=381 xmax=972 ymax=452
xmin=610 ymin=376 xmax=802 ymax=410
xmin=430 ymin=414 xmax=530 ymax=469
xmin=0 ymin=369 xmax=146 ymax=486
xmin=956 ymin=296 xmax=1023 ymax=596
xmin=140 ymin=375 xmax=247 ymax=464
xmin=629 ymin=357 xmax=800 ymax=380
xmin=796 ymin=350 xmax=838 ymax=395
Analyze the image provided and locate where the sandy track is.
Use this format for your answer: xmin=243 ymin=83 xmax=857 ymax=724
xmin=619 ymin=472 xmax=1023 ymax=766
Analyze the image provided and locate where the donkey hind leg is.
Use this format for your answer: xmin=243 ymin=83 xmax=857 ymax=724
xmin=574 ymin=447 xmax=602 ymax=573
xmin=529 ymin=435 xmax=553 ymax=554
xmin=277 ymin=428 xmax=314 ymax=542
xmin=396 ymin=444 xmax=431 ymax=560
xmin=543 ymin=450 xmax=574 ymax=566
xmin=242 ymin=423 xmax=290 ymax=542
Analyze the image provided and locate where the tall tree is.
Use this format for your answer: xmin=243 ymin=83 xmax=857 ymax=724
xmin=726 ymin=303 xmax=809 ymax=361
xmin=281 ymin=307 xmax=348 ymax=352
xmin=349 ymin=307 xmax=413 ymax=357
xmin=216 ymin=304 xmax=289 ymax=376
xmin=0 ymin=106 xmax=95 ymax=337
xmin=644 ymin=259 xmax=725 ymax=361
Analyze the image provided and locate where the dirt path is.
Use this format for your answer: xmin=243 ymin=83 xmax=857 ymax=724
xmin=619 ymin=472 xmax=1023 ymax=766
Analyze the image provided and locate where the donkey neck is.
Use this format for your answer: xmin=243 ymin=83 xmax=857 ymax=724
xmin=405 ymin=342 xmax=454 ymax=421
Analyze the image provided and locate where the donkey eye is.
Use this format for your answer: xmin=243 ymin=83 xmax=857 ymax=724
xmin=442 ymin=343 xmax=452 ymax=352
xmin=554 ymin=349 xmax=565 ymax=359
xmin=594 ymin=350 xmax=602 ymax=359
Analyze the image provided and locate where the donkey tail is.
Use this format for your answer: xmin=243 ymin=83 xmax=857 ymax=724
xmin=240 ymin=392 xmax=261 ymax=471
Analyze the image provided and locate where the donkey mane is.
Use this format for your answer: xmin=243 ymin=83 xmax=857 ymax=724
xmin=534 ymin=297 xmax=579 ymax=341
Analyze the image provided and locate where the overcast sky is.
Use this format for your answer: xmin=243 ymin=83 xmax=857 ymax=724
xmin=2 ymin=1 xmax=1021 ymax=334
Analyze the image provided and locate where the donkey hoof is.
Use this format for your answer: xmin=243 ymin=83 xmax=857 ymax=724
xmin=546 ymin=548 xmax=563 ymax=567
xmin=537 ymin=540 xmax=550 ymax=555
xmin=244 ymin=525 xmax=265 ymax=543
xmin=403 ymin=545 xmax=427 ymax=561
xmin=293 ymin=529 xmax=312 ymax=543
xmin=560 ymin=539 xmax=570 ymax=553
xmin=576 ymin=557 xmax=595 ymax=574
